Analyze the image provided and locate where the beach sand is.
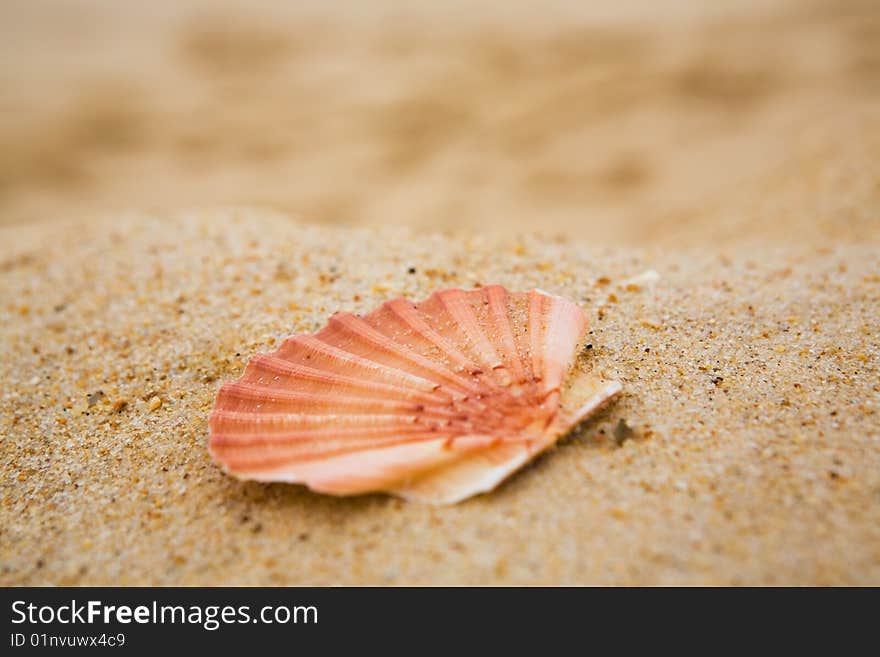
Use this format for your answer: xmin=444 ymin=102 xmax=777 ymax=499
xmin=2 ymin=211 xmax=878 ymax=585
xmin=1 ymin=0 xmax=879 ymax=584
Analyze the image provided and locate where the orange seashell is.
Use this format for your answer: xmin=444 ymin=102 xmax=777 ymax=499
xmin=209 ymin=286 xmax=621 ymax=504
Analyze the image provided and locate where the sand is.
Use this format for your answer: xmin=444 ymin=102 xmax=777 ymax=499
xmin=1 ymin=210 xmax=878 ymax=585
xmin=1 ymin=0 xmax=879 ymax=584
xmin=2 ymin=0 xmax=879 ymax=246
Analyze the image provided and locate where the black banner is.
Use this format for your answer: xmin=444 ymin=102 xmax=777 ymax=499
xmin=0 ymin=587 xmax=873 ymax=651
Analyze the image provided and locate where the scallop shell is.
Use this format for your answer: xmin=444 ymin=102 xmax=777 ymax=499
xmin=209 ymin=286 xmax=621 ymax=504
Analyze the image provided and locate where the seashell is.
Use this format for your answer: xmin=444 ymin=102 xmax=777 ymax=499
xmin=209 ymin=286 xmax=621 ymax=504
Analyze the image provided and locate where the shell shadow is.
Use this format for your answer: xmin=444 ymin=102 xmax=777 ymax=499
xmin=234 ymin=478 xmax=392 ymax=513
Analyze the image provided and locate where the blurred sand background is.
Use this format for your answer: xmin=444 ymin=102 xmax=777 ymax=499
xmin=2 ymin=0 xmax=878 ymax=244
xmin=1 ymin=0 xmax=879 ymax=585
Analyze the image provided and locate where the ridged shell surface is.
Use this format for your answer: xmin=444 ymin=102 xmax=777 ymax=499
xmin=209 ymin=286 xmax=621 ymax=504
